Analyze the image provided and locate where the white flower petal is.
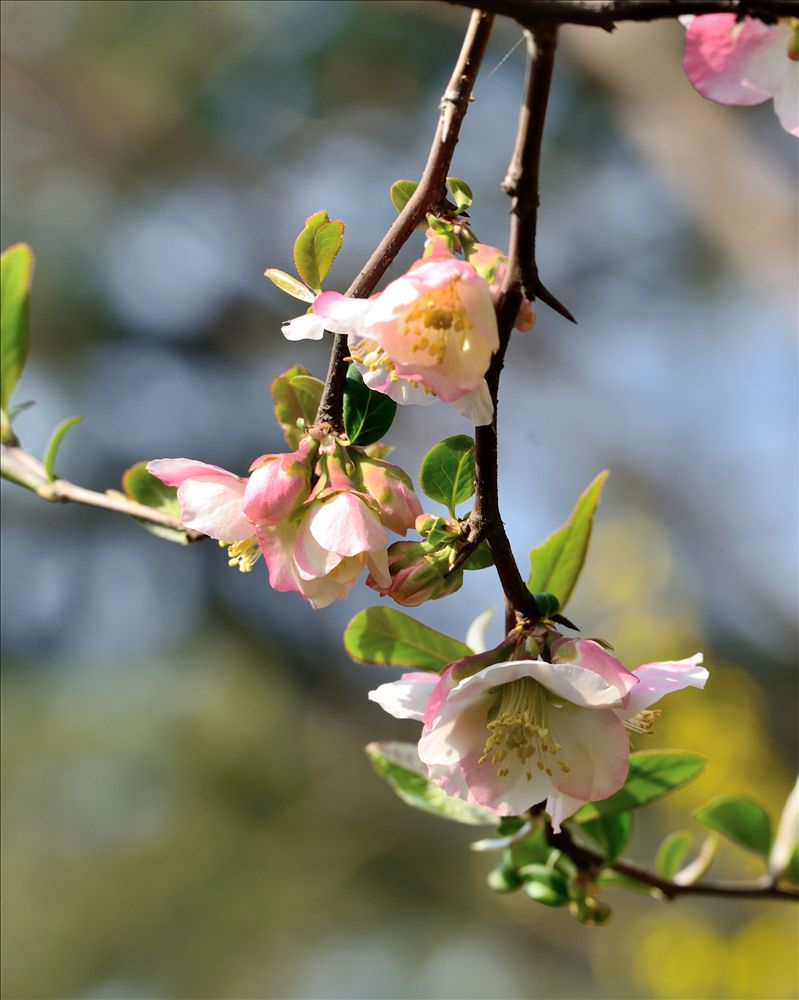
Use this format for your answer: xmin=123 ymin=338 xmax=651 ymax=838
xmin=368 ymin=672 xmax=439 ymax=721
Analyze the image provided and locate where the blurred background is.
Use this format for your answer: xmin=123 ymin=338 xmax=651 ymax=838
xmin=1 ymin=2 xmax=797 ymax=998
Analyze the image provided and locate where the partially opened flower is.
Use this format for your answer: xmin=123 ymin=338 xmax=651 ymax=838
xmin=683 ymin=14 xmax=799 ymax=136
xmin=369 ymin=639 xmax=707 ymax=829
xmin=468 ymin=242 xmax=535 ymax=333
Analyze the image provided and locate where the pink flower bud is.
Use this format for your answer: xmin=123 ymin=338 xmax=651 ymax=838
xmin=241 ymin=441 xmax=314 ymax=525
xmin=354 ymin=455 xmax=423 ymax=536
xmin=469 ymin=243 xmax=535 ymax=332
xmin=367 ymin=540 xmax=463 ymax=607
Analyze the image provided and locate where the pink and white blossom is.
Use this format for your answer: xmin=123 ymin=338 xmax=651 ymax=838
xmin=284 ymin=251 xmax=500 ymax=425
xmin=148 ymin=439 xmax=419 ymax=608
xmin=369 ymin=639 xmax=707 ymax=829
xmin=683 ymin=14 xmax=799 ymax=136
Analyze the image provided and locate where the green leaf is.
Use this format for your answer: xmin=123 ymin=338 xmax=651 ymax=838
xmin=42 ymin=416 xmax=84 ymax=482
xmin=693 ymin=795 xmax=772 ymax=859
xmin=574 ymin=750 xmax=706 ymax=821
xmin=529 ymin=592 xmax=560 ymax=618
xmin=655 ymin=830 xmax=693 ymax=879
xmin=419 ymin=435 xmax=475 ymax=516
xmin=342 ymin=365 xmax=397 ymax=446
xmin=344 ymin=606 xmax=471 ymax=671
xmin=1 ymin=243 xmax=35 ymax=418
xmin=596 ymin=869 xmax=653 ymax=894
xmin=518 ymin=864 xmax=570 ymax=907
xmin=366 ymin=742 xmax=498 ymax=826
xmin=462 ymin=541 xmax=493 ymax=571
xmin=263 ymin=268 xmax=315 ymax=303
xmin=581 ymin=812 xmax=633 ymax=863
xmin=270 ymin=365 xmax=324 ymax=448
xmin=122 ymin=461 xmax=188 ymax=545
xmin=527 ymin=470 xmax=609 ymax=609
xmin=447 ymin=176 xmax=473 ymax=212
xmin=293 ymin=211 xmax=344 ymax=292
xmin=389 ymin=179 xmax=419 ymax=214
xmin=509 ymin=828 xmax=551 ymax=869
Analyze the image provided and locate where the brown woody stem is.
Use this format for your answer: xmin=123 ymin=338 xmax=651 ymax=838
xmin=316 ymin=9 xmax=495 ymax=429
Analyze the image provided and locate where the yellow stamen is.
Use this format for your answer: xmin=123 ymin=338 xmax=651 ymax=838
xmin=623 ymin=708 xmax=662 ymax=735
xmin=478 ymin=677 xmax=570 ymax=780
xmin=219 ymin=536 xmax=261 ymax=573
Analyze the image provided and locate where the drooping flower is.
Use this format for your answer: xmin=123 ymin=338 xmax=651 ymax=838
xmin=682 ymin=14 xmax=799 ymax=136
xmin=148 ymin=437 xmax=421 ymax=608
xmin=369 ymin=638 xmax=707 ymax=829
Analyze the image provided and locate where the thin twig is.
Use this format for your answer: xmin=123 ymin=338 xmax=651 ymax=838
xmin=316 ymin=9 xmax=495 ymax=429
xmin=547 ymin=822 xmax=799 ymax=902
xmin=467 ymin=27 xmax=561 ymax=625
xmin=1 ymin=444 xmax=202 ymax=540
xmin=441 ymin=1 xmax=799 ymax=31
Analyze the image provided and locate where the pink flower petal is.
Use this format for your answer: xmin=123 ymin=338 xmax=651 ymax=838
xmin=368 ymin=672 xmax=439 ymax=721
xmin=281 ymin=313 xmax=327 ymax=341
xmin=309 ymin=493 xmax=387 ymax=557
xmin=684 ymin=15 xmax=782 ymax=106
xmin=544 ymin=704 xmax=630 ymax=802
xmin=147 ymin=458 xmax=241 ymax=488
xmin=418 ymin=700 xmax=489 ymax=768
xmin=450 ymin=381 xmax=493 ymax=425
xmin=552 ymin=639 xmax=639 ymax=702
xmin=545 ymin=791 xmax=586 ymax=832
xmin=176 ymin=477 xmax=251 ymax=541
xmin=257 ymin=523 xmax=303 ymax=593
xmin=312 ymin=291 xmax=373 ymax=335
xmin=615 ymin=654 xmax=707 ymax=720
xmin=293 ymin=511 xmax=344 ymax=580
xmin=459 ymin=747 xmax=553 ymax=816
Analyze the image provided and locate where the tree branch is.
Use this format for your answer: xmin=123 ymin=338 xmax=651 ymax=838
xmin=467 ymin=27 xmax=561 ymax=625
xmin=316 ymin=8 xmax=495 ymax=429
xmin=546 ymin=823 xmax=799 ymax=902
xmin=1 ymin=444 xmax=202 ymax=540
xmin=441 ymin=1 xmax=799 ymax=31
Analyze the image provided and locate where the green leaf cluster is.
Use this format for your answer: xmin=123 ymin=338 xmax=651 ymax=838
xmin=419 ymin=435 xmax=475 ymax=517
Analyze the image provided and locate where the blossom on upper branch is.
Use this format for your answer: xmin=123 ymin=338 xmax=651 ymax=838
xmin=369 ymin=638 xmax=707 ymax=829
xmin=147 ymin=436 xmax=421 ymax=609
xmin=682 ymin=14 xmax=799 ymax=136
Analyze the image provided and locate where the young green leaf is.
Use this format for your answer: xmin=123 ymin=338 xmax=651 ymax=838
xmin=270 ymin=365 xmax=324 ymax=448
xmin=122 ymin=461 xmax=188 ymax=545
xmin=1 ymin=243 xmax=35 ymax=418
xmin=366 ymin=742 xmax=498 ymax=826
xmin=655 ymin=830 xmax=693 ymax=879
xmin=769 ymin=777 xmax=799 ymax=881
xmin=487 ymin=859 xmax=524 ymax=893
xmin=580 ymin=811 xmax=633 ymax=863
xmin=42 ymin=416 xmax=84 ymax=482
xmin=293 ymin=210 xmax=344 ymax=292
xmin=342 ymin=365 xmax=397 ymax=446
xmin=263 ymin=268 xmax=315 ymax=303
xmin=446 ymin=176 xmax=473 ymax=212
xmin=518 ymin=864 xmax=570 ymax=906
xmin=693 ymin=795 xmax=773 ymax=859
xmin=574 ymin=750 xmax=706 ymax=821
xmin=344 ymin=606 xmax=471 ymax=671
xmin=462 ymin=541 xmax=494 ymax=571
xmin=389 ymin=179 xmax=419 ymax=214
xmin=527 ymin=470 xmax=609 ymax=609
xmin=419 ymin=435 xmax=476 ymax=516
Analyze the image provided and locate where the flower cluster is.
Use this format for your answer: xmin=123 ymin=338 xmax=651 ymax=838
xmin=148 ymin=434 xmax=421 ymax=608
xmin=683 ymin=14 xmax=798 ymax=136
xmin=369 ymin=636 xmax=708 ymax=828
xmin=283 ymin=237 xmax=534 ymax=426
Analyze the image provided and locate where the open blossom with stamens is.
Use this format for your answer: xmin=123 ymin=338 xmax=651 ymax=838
xmin=283 ymin=250 xmax=500 ymax=425
xmin=369 ymin=638 xmax=707 ymax=829
xmin=147 ymin=439 xmax=420 ymax=609
xmin=682 ymin=14 xmax=799 ymax=136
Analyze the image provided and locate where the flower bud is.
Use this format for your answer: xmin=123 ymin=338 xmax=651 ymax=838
xmin=367 ymin=539 xmax=463 ymax=607
xmin=351 ymin=453 xmax=423 ymax=536
xmin=242 ymin=439 xmax=314 ymax=524
xmin=468 ymin=243 xmax=535 ymax=332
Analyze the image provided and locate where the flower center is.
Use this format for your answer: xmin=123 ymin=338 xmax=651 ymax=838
xmin=479 ymin=677 xmax=570 ymax=782
xmin=404 ymin=284 xmax=468 ymax=363
xmin=219 ymin=536 xmax=261 ymax=573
